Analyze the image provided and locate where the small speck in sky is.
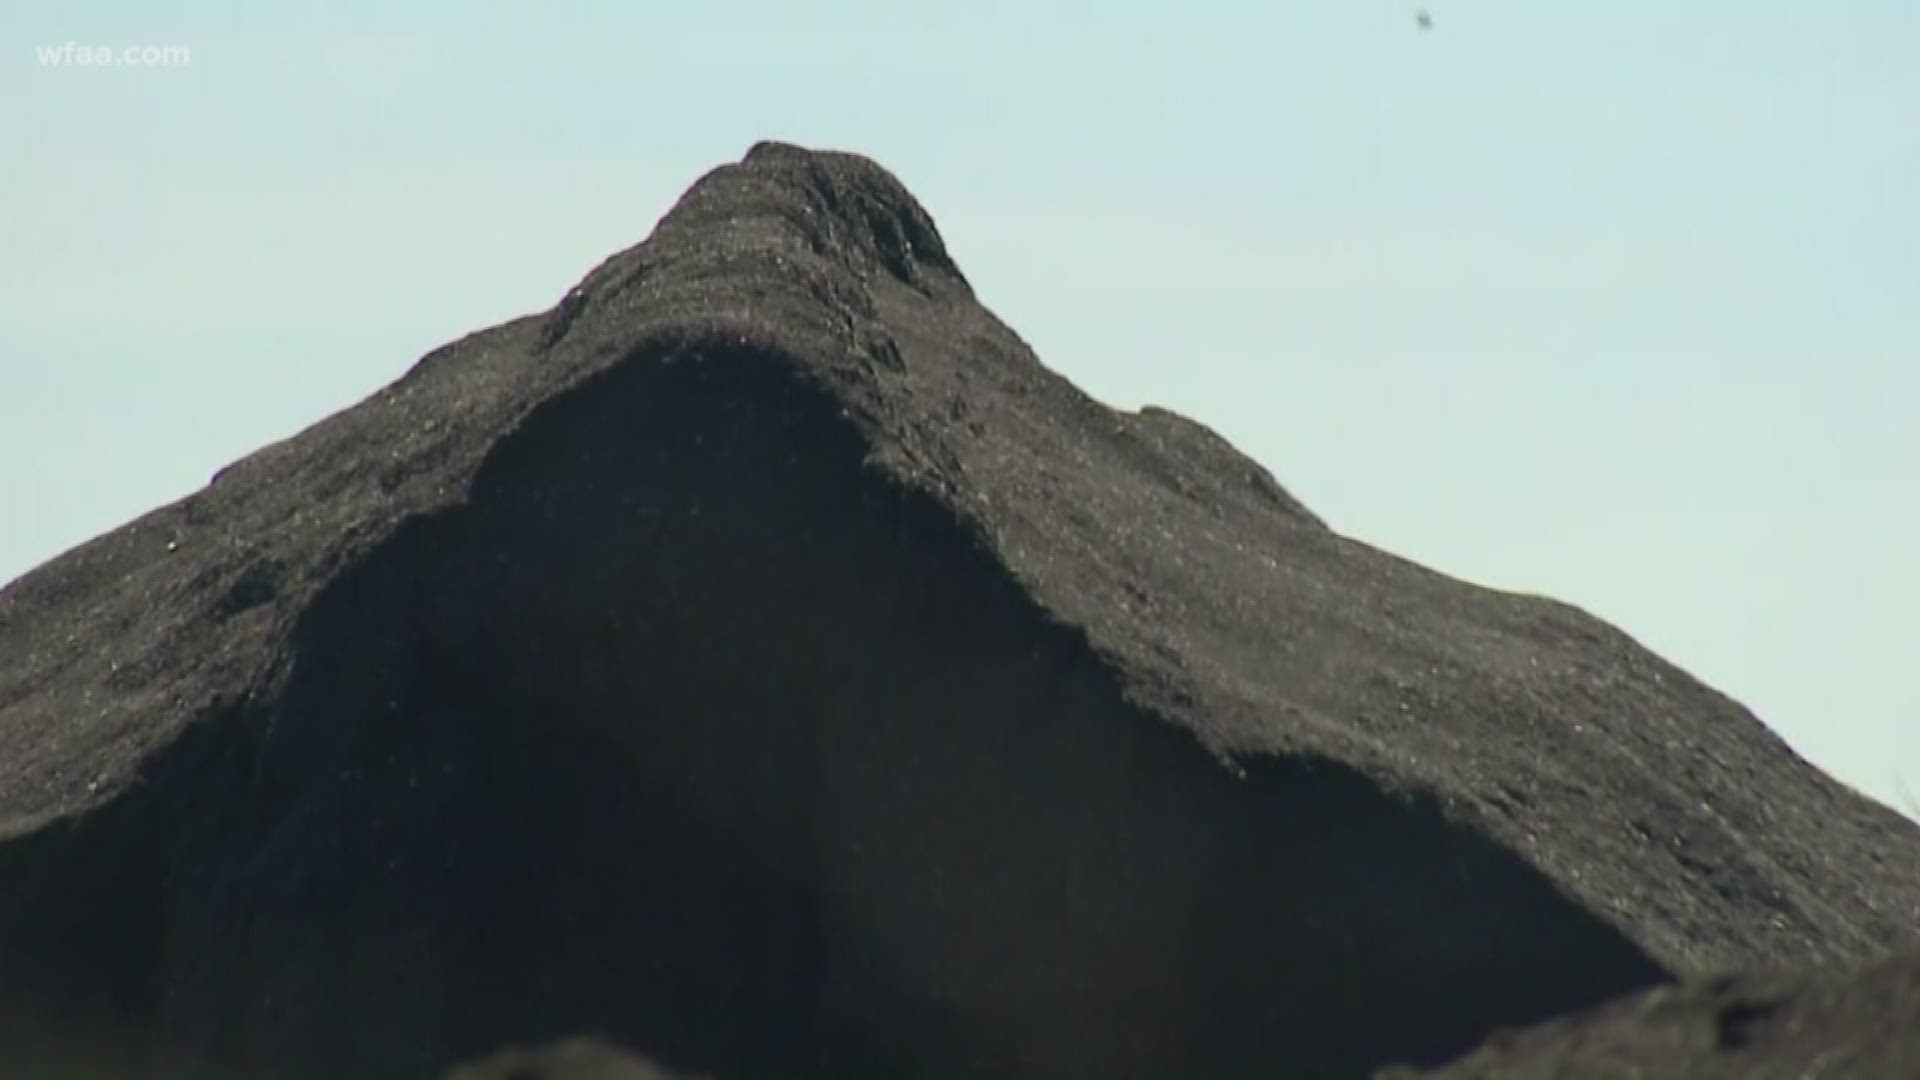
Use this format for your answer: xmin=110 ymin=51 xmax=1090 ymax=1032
xmin=1416 ymin=9 xmax=1434 ymax=31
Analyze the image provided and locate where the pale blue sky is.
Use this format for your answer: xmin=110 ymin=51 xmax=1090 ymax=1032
xmin=3 ymin=3 xmax=1915 ymax=816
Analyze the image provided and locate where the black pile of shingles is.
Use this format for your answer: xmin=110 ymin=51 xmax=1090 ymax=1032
xmin=2 ymin=142 xmax=1915 ymax=1080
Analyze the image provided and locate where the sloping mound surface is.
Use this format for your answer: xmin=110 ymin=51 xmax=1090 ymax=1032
xmin=2 ymin=141 xmax=1917 ymax=1079
xmin=1402 ymin=950 xmax=1920 ymax=1079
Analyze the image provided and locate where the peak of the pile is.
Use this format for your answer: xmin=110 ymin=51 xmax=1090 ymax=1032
xmin=649 ymin=140 xmax=968 ymax=294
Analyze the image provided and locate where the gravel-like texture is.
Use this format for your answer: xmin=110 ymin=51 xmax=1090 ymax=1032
xmin=1396 ymin=949 xmax=1920 ymax=1079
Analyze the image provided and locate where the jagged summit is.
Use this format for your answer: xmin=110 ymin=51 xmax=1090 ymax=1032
xmin=2 ymin=143 xmax=1917 ymax=1079
xmin=730 ymin=139 xmax=967 ymax=288
xmin=537 ymin=140 xmax=967 ymax=357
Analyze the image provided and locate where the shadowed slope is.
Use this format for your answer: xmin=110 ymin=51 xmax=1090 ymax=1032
xmin=149 ymin=348 xmax=1662 ymax=1077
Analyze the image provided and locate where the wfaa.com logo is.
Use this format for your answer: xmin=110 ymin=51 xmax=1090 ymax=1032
xmin=35 ymin=42 xmax=193 ymax=68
